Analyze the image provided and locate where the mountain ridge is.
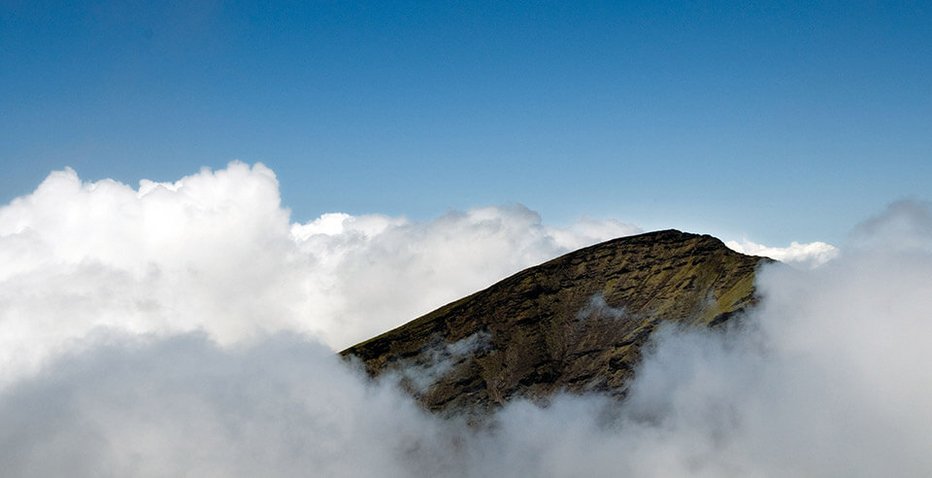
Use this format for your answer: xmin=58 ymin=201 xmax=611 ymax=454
xmin=342 ymin=229 xmax=771 ymax=415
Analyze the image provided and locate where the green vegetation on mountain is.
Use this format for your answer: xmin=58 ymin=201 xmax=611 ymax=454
xmin=342 ymin=230 xmax=770 ymax=415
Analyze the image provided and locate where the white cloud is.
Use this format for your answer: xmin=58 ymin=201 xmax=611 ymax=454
xmin=617 ymin=219 xmax=932 ymax=476
xmin=0 ymin=333 xmax=449 ymax=478
xmin=0 ymin=162 xmax=640 ymax=381
xmin=725 ymin=239 xmax=839 ymax=268
xmin=3 ymin=163 xmax=929 ymax=477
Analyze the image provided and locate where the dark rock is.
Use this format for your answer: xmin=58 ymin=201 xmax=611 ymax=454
xmin=342 ymin=230 xmax=771 ymax=416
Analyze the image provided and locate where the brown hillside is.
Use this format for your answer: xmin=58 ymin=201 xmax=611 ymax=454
xmin=342 ymin=230 xmax=770 ymax=415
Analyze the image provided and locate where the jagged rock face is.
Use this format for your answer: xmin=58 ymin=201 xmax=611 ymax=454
xmin=342 ymin=230 xmax=769 ymax=416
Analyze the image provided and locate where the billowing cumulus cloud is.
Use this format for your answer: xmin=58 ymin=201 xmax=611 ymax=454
xmin=725 ymin=239 xmax=839 ymax=268
xmin=0 ymin=162 xmax=639 ymax=380
xmin=1 ymin=164 xmax=930 ymax=477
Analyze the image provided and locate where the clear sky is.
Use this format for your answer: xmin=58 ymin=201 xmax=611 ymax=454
xmin=2 ymin=1 xmax=930 ymax=244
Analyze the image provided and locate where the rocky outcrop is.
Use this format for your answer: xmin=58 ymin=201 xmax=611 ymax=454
xmin=342 ymin=230 xmax=770 ymax=416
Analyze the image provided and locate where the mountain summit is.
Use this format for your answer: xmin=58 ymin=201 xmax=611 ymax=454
xmin=342 ymin=230 xmax=769 ymax=415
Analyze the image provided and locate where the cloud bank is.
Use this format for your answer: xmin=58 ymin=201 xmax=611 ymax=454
xmin=2 ymin=163 xmax=928 ymax=477
xmin=725 ymin=239 xmax=839 ymax=268
xmin=0 ymin=162 xmax=638 ymax=380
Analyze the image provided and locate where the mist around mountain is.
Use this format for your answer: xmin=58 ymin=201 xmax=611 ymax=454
xmin=1 ymin=165 xmax=931 ymax=476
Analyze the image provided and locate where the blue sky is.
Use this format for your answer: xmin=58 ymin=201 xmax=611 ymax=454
xmin=2 ymin=1 xmax=930 ymax=244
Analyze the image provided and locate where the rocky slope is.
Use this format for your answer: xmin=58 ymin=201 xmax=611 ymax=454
xmin=342 ymin=230 xmax=770 ymax=416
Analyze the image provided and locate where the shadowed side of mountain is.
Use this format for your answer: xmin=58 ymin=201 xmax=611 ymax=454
xmin=342 ymin=229 xmax=771 ymax=416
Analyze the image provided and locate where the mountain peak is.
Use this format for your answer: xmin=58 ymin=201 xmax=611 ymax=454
xmin=342 ymin=230 xmax=768 ymax=415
